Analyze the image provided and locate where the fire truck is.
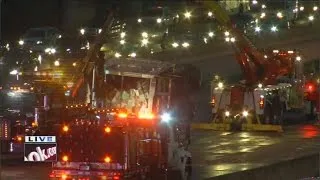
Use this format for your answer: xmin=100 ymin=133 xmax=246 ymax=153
xmin=192 ymin=2 xmax=314 ymax=132
xmin=49 ymin=58 xmax=198 ymax=180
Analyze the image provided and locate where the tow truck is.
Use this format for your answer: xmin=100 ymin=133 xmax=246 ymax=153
xmin=50 ymin=57 xmax=199 ymax=180
xmin=191 ymin=1 xmax=314 ymax=132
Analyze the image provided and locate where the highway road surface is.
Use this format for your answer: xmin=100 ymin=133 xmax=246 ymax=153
xmin=1 ymin=124 xmax=320 ymax=180
xmin=190 ymin=124 xmax=320 ymax=179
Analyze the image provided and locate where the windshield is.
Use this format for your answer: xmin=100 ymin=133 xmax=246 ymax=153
xmin=58 ymin=123 xmax=125 ymax=164
xmin=104 ymin=75 xmax=151 ymax=114
xmin=24 ymin=29 xmax=45 ymax=38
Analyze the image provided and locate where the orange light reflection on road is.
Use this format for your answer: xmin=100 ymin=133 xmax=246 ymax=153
xmin=300 ymin=125 xmax=319 ymax=138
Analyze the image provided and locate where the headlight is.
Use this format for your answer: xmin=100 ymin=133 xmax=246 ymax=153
xmin=225 ymin=111 xmax=230 ymax=117
xmin=242 ymin=110 xmax=249 ymax=117
xmin=161 ymin=112 xmax=172 ymax=123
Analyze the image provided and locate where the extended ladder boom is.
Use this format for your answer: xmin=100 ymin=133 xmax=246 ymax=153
xmin=72 ymin=11 xmax=115 ymax=98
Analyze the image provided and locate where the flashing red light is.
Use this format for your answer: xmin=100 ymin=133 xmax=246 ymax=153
xmin=306 ymin=83 xmax=316 ymax=92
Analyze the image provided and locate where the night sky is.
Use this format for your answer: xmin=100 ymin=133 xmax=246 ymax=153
xmin=2 ymin=0 xmax=63 ymax=42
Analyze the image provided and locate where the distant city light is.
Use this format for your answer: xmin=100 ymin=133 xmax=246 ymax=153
xmin=208 ymin=11 xmax=213 ymax=17
xmin=120 ymin=32 xmax=126 ymax=38
xmin=18 ymin=40 xmax=24 ymax=45
xmin=80 ymin=29 xmax=85 ymax=35
xmin=277 ymin=12 xmax=283 ymax=18
xmin=262 ymin=4 xmax=266 ymax=9
xmin=255 ymin=26 xmax=261 ymax=32
xmin=184 ymin=11 xmax=191 ymax=19
xmin=208 ymin=32 xmax=214 ymax=37
xmin=252 ymin=0 xmax=258 ymax=5
xmin=129 ymin=52 xmax=136 ymax=58
xmin=313 ymin=6 xmax=318 ymax=11
xmin=142 ymin=32 xmax=148 ymax=38
xmin=54 ymin=60 xmax=60 ymax=66
xmin=271 ymin=26 xmax=278 ymax=32
xmin=10 ymin=70 xmax=18 ymax=75
xmin=120 ymin=40 xmax=125 ymax=45
xmin=260 ymin=12 xmax=266 ymax=18
xmin=309 ymin=15 xmax=314 ymax=21
xmin=172 ymin=42 xmax=179 ymax=48
xmin=115 ymin=52 xmax=121 ymax=58
xmin=182 ymin=42 xmax=189 ymax=48
xmin=300 ymin=6 xmax=304 ymax=11
xmin=137 ymin=18 xmax=142 ymax=23
xmin=141 ymin=39 xmax=149 ymax=46
xmin=156 ymin=18 xmax=162 ymax=23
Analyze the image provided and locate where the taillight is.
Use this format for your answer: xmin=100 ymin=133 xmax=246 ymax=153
xmin=104 ymin=127 xmax=111 ymax=133
xmin=259 ymin=95 xmax=264 ymax=109
xmin=62 ymin=155 xmax=68 ymax=162
xmin=104 ymin=156 xmax=111 ymax=163
xmin=62 ymin=125 xmax=69 ymax=132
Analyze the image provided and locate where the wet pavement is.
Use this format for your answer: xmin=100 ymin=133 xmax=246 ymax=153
xmin=1 ymin=124 xmax=320 ymax=180
xmin=190 ymin=124 xmax=320 ymax=180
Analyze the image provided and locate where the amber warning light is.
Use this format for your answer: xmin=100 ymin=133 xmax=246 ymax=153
xmin=24 ymin=136 xmax=57 ymax=162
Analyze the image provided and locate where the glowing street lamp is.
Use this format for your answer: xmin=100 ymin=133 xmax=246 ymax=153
xmin=208 ymin=32 xmax=214 ymax=37
xmin=271 ymin=26 xmax=278 ymax=32
xmin=54 ymin=60 xmax=60 ymax=66
xmin=120 ymin=32 xmax=126 ymax=38
xmin=141 ymin=39 xmax=149 ymax=46
xmin=208 ymin=11 xmax=213 ymax=17
xmin=129 ymin=52 xmax=136 ymax=58
xmin=182 ymin=42 xmax=189 ymax=48
xmin=309 ymin=15 xmax=314 ymax=21
xmin=18 ymin=40 xmax=24 ymax=45
xmin=10 ymin=70 xmax=18 ymax=75
xmin=255 ymin=26 xmax=261 ymax=32
xmin=114 ymin=52 xmax=121 ymax=58
xmin=142 ymin=32 xmax=148 ymax=38
xmin=184 ymin=11 xmax=191 ymax=19
xmin=172 ymin=42 xmax=179 ymax=48
xmin=137 ymin=18 xmax=142 ymax=23
xmin=156 ymin=18 xmax=162 ymax=23
xmin=80 ymin=28 xmax=85 ymax=35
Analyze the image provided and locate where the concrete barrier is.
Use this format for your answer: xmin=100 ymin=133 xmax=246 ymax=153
xmin=207 ymin=153 xmax=319 ymax=180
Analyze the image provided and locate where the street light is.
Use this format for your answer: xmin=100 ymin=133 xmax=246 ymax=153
xmin=308 ymin=15 xmax=314 ymax=21
xmin=208 ymin=32 xmax=214 ymax=37
xmin=141 ymin=39 xmax=149 ymax=46
xmin=129 ymin=52 xmax=136 ymax=58
xmin=156 ymin=18 xmax=162 ymax=24
xmin=172 ymin=42 xmax=179 ymax=48
xmin=182 ymin=42 xmax=189 ymax=48
xmin=184 ymin=11 xmax=191 ymax=19
xmin=10 ymin=70 xmax=18 ymax=75
xmin=255 ymin=26 xmax=261 ymax=32
xmin=54 ymin=60 xmax=60 ymax=66
xmin=271 ymin=26 xmax=278 ymax=32
xmin=18 ymin=40 xmax=24 ymax=45
xmin=208 ymin=11 xmax=213 ymax=17
xmin=80 ymin=28 xmax=85 ymax=35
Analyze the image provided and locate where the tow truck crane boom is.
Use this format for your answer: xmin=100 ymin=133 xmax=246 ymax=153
xmin=205 ymin=1 xmax=299 ymax=85
xmin=72 ymin=11 xmax=115 ymax=98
